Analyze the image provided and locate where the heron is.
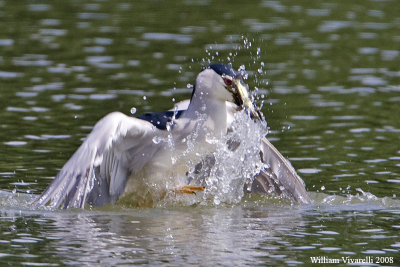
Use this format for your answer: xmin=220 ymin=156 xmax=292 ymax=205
xmin=35 ymin=64 xmax=310 ymax=209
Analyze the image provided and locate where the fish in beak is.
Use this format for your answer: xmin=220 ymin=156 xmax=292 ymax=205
xmin=227 ymin=74 xmax=263 ymax=121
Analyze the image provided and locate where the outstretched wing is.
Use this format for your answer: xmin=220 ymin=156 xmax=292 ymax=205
xmin=34 ymin=112 xmax=160 ymax=209
xmin=250 ymin=138 xmax=311 ymax=204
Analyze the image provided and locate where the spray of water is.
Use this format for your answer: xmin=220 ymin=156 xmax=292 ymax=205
xmin=153 ymin=109 xmax=268 ymax=207
xmin=150 ymin=36 xmax=270 ymax=207
xmin=200 ymin=110 xmax=268 ymax=205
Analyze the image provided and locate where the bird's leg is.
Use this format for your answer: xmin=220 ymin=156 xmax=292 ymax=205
xmin=174 ymin=185 xmax=205 ymax=194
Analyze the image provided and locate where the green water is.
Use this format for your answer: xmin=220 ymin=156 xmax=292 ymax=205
xmin=1 ymin=0 xmax=399 ymax=265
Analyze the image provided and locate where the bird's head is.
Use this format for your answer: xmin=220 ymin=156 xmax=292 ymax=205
xmin=192 ymin=64 xmax=262 ymax=120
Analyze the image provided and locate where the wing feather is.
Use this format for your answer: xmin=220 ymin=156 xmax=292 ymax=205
xmin=34 ymin=112 xmax=159 ymax=209
xmin=252 ymin=138 xmax=311 ymax=204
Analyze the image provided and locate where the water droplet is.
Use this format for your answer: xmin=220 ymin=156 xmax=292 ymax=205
xmin=152 ymin=136 xmax=161 ymax=144
xmin=130 ymin=107 xmax=137 ymax=115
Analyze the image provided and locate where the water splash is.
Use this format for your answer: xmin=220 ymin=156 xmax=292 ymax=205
xmin=183 ymin=110 xmax=268 ymax=206
xmin=309 ymin=189 xmax=399 ymax=207
xmin=170 ymin=112 xmax=209 ymax=166
xmin=156 ymin=37 xmax=271 ymax=206
xmin=0 ymin=190 xmax=36 ymax=210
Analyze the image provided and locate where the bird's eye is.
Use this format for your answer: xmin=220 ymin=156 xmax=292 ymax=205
xmin=224 ymin=78 xmax=233 ymax=86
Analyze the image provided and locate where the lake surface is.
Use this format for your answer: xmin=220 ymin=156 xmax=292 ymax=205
xmin=1 ymin=0 xmax=399 ymax=265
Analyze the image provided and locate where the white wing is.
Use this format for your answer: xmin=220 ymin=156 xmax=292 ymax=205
xmin=171 ymin=99 xmax=190 ymax=111
xmin=251 ymin=138 xmax=311 ymax=204
xmin=34 ymin=112 xmax=160 ymax=209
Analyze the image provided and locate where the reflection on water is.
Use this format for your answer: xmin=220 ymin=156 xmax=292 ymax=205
xmin=1 ymin=191 xmax=399 ymax=265
xmin=1 ymin=0 xmax=400 ymax=265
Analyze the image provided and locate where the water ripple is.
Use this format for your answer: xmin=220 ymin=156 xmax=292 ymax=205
xmin=142 ymin=33 xmax=193 ymax=44
xmin=28 ymin=4 xmax=51 ymax=12
xmin=0 ymin=39 xmax=14 ymax=46
xmin=319 ymin=21 xmax=352 ymax=32
xmin=0 ymin=71 xmax=23 ymax=78
xmin=77 ymin=12 xmax=109 ymax=20
xmin=13 ymin=55 xmax=53 ymax=67
xmin=3 ymin=141 xmax=27 ymax=146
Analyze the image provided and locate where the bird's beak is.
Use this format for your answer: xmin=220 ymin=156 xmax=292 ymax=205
xmin=232 ymin=75 xmax=263 ymax=121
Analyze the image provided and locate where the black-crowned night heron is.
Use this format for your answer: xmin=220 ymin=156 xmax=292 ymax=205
xmin=35 ymin=64 xmax=310 ymax=209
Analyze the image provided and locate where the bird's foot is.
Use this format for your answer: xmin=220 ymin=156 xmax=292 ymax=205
xmin=175 ymin=185 xmax=205 ymax=194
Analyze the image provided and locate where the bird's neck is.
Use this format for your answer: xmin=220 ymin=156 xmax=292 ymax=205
xmin=184 ymin=96 xmax=228 ymax=136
